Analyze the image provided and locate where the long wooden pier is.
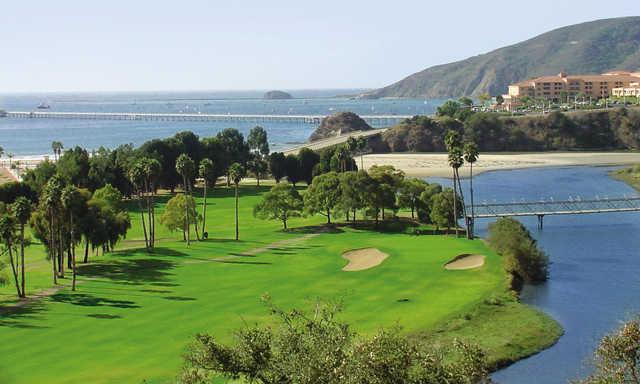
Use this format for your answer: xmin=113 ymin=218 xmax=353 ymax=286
xmin=467 ymin=196 xmax=640 ymax=235
xmin=4 ymin=111 xmax=413 ymax=128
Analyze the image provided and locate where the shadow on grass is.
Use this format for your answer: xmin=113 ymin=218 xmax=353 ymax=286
xmin=78 ymin=253 xmax=178 ymax=284
xmin=0 ymin=301 xmax=49 ymax=329
xmin=50 ymin=293 xmax=140 ymax=309
xmin=86 ymin=313 xmax=123 ymax=319
xmin=164 ymin=296 xmax=196 ymax=301
xmin=286 ymin=225 xmax=344 ymax=234
xmin=214 ymin=260 xmax=272 ymax=265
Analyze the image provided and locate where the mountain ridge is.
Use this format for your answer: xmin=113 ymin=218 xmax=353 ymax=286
xmin=363 ymin=17 xmax=640 ymax=99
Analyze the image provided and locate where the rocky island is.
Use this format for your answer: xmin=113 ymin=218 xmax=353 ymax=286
xmin=309 ymin=111 xmax=373 ymax=142
xmin=263 ymin=90 xmax=293 ymax=99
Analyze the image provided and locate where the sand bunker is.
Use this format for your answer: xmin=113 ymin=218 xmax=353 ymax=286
xmin=444 ymin=254 xmax=486 ymax=270
xmin=342 ymin=248 xmax=389 ymax=271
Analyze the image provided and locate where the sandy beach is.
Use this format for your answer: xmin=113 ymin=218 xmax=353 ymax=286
xmin=361 ymin=152 xmax=640 ymax=178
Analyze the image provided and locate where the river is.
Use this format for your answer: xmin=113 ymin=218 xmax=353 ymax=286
xmin=433 ymin=166 xmax=640 ymax=383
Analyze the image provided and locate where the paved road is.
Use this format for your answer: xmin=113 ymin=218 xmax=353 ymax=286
xmin=283 ymin=128 xmax=387 ymax=155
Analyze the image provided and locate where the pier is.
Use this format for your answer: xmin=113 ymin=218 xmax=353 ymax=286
xmin=4 ymin=111 xmax=413 ymax=128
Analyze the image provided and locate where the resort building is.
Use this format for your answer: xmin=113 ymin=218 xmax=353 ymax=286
xmin=612 ymin=82 xmax=640 ymax=97
xmin=502 ymin=71 xmax=640 ymax=109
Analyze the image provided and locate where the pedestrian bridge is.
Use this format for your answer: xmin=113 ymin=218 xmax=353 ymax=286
xmin=467 ymin=196 xmax=640 ymax=232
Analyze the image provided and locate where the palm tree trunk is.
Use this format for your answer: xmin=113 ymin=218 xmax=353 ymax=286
xmin=8 ymin=245 xmax=22 ymax=297
xmin=234 ymin=184 xmax=239 ymax=240
xmin=191 ymin=184 xmax=201 ymax=241
xmin=452 ymin=168 xmax=458 ymax=237
xmin=201 ymin=182 xmax=207 ymax=238
xmin=50 ymin=210 xmax=57 ymax=284
xmin=146 ymin=182 xmax=153 ymax=248
xmin=58 ymin=222 xmax=64 ymax=277
xmin=20 ymin=224 xmax=25 ymax=297
xmin=469 ymin=162 xmax=475 ymax=238
xmin=70 ymin=212 xmax=76 ymax=291
xmin=84 ymin=238 xmax=89 ymax=263
xmin=184 ymin=176 xmax=190 ymax=246
xmin=137 ymin=193 xmax=149 ymax=249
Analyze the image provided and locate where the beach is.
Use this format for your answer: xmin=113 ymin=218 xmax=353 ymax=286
xmin=360 ymin=152 xmax=640 ymax=177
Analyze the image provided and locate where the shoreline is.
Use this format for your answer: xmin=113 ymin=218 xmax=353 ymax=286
xmin=361 ymin=151 xmax=640 ymax=178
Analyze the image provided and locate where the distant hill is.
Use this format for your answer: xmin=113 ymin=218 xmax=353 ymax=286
xmin=309 ymin=112 xmax=372 ymax=142
xmin=363 ymin=17 xmax=640 ymax=99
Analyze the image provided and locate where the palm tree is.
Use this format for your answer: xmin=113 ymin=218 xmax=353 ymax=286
xmin=51 ymin=141 xmax=63 ymax=162
xmin=128 ymin=161 xmax=149 ymax=249
xmin=0 ymin=214 xmax=21 ymax=297
xmin=445 ymin=130 xmax=463 ymax=237
xmin=41 ymin=176 xmax=63 ymax=284
xmin=228 ymin=163 xmax=246 ymax=241
xmin=463 ymin=142 xmax=479 ymax=238
xmin=143 ymin=158 xmax=161 ymax=248
xmin=198 ymin=158 xmax=214 ymax=239
xmin=12 ymin=197 xmax=31 ymax=297
xmin=7 ymin=153 xmax=13 ymax=168
xmin=61 ymin=186 xmax=79 ymax=291
xmin=357 ymin=137 xmax=368 ymax=170
xmin=176 ymin=154 xmax=196 ymax=245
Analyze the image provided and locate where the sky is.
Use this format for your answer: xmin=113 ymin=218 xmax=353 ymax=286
xmin=0 ymin=1 xmax=638 ymax=93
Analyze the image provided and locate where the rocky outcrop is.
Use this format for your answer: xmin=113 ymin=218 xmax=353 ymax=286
xmin=309 ymin=112 xmax=373 ymax=142
xmin=264 ymin=90 xmax=293 ymax=99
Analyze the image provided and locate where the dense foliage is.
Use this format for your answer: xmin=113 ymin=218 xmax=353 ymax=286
xmin=378 ymin=108 xmax=640 ymax=153
xmin=576 ymin=316 xmax=640 ymax=384
xmin=181 ymin=299 xmax=490 ymax=384
xmin=487 ymin=218 xmax=549 ymax=288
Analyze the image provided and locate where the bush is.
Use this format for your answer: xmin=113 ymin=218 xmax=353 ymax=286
xmin=487 ymin=217 xmax=549 ymax=287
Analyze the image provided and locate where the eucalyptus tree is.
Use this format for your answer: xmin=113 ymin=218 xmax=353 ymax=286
xmin=0 ymin=214 xmax=21 ymax=297
xmin=247 ymin=126 xmax=269 ymax=186
xmin=463 ymin=141 xmax=479 ymax=238
xmin=398 ymin=178 xmax=429 ymax=219
xmin=198 ymin=158 xmax=215 ymax=238
xmin=12 ymin=196 xmax=31 ymax=296
xmin=228 ymin=163 xmax=246 ymax=241
xmin=176 ymin=154 xmax=197 ymax=244
xmin=304 ymin=172 xmax=341 ymax=224
xmin=253 ymin=182 xmax=303 ymax=230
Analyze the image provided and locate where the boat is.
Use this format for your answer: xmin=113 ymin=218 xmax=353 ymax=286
xmin=0 ymin=110 xmax=7 ymax=117
xmin=37 ymin=102 xmax=51 ymax=109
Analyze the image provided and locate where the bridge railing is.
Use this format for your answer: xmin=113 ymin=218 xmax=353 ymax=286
xmin=471 ymin=196 xmax=640 ymax=218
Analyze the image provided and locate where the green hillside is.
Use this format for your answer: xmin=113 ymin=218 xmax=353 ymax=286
xmin=364 ymin=17 xmax=640 ymax=98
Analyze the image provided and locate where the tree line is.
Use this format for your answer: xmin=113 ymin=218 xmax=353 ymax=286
xmin=376 ymin=106 xmax=640 ymax=153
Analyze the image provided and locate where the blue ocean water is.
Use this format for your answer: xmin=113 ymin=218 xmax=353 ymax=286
xmin=0 ymin=90 xmax=441 ymax=156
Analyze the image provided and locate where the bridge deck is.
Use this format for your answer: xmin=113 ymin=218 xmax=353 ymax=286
xmin=470 ymin=196 xmax=640 ymax=218
xmin=4 ymin=111 xmax=413 ymax=127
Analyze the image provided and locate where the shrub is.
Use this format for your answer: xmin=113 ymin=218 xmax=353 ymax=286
xmin=487 ymin=217 xmax=549 ymax=287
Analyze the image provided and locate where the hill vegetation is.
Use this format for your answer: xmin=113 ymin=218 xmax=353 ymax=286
xmin=263 ymin=90 xmax=293 ymax=99
xmin=372 ymin=107 xmax=640 ymax=153
xmin=363 ymin=17 xmax=640 ymax=98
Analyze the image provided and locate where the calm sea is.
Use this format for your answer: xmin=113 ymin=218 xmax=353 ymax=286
xmin=0 ymin=90 xmax=441 ymax=157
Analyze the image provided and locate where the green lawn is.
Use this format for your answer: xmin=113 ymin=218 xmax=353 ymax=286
xmin=0 ymin=184 xmax=561 ymax=383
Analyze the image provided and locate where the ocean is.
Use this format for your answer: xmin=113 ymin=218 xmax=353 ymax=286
xmin=0 ymin=90 xmax=441 ymax=157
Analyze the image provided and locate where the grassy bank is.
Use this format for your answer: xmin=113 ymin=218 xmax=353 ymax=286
xmin=612 ymin=164 xmax=640 ymax=190
xmin=0 ymin=184 xmax=561 ymax=383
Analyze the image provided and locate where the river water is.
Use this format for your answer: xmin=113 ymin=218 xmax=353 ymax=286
xmin=434 ymin=166 xmax=640 ymax=383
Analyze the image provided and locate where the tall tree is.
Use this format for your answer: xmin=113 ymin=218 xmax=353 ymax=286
xmin=463 ymin=141 xmax=479 ymax=238
xmin=247 ymin=126 xmax=269 ymax=157
xmin=176 ymin=154 xmax=196 ymax=244
xmin=297 ymin=148 xmax=320 ymax=185
xmin=398 ymin=178 xmax=429 ymax=219
xmin=129 ymin=161 xmax=150 ymax=249
xmin=0 ymin=214 xmax=20 ymax=297
xmin=228 ymin=163 xmax=246 ymax=241
xmin=12 ymin=197 xmax=32 ymax=297
xmin=198 ymin=158 xmax=215 ymax=239
xmin=284 ymin=154 xmax=301 ymax=186
xmin=304 ymin=172 xmax=341 ymax=224
xmin=269 ymin=152 xmax=287 ymax=183
xmin=253 ymin=182 xmax=303 ymax=230
xmin=51 ymin=141 xmax=64 ymax=162
xmin=40 ymin=175 xmax=63 ymax=284
xmin=445 ymin=130 xmax=464 ymax=237
xmin=61 ymin=186 xmax=81 ymax=291
xmin=160 ymin=194 xmax=198 ymax=242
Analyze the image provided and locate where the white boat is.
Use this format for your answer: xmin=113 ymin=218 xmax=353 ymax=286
xmin=37 ymin=102 xmax=51 ymax=109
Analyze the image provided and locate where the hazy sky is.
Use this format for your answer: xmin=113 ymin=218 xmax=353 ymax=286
xmin=1 ymin=1 xmax=637 ymax=92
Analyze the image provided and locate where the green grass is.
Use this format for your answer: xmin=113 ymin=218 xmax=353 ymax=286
xmin=0 ymin=184 xmax=561 ymax=383
xmin=612 ymin=165 xmax=640 ymax=191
